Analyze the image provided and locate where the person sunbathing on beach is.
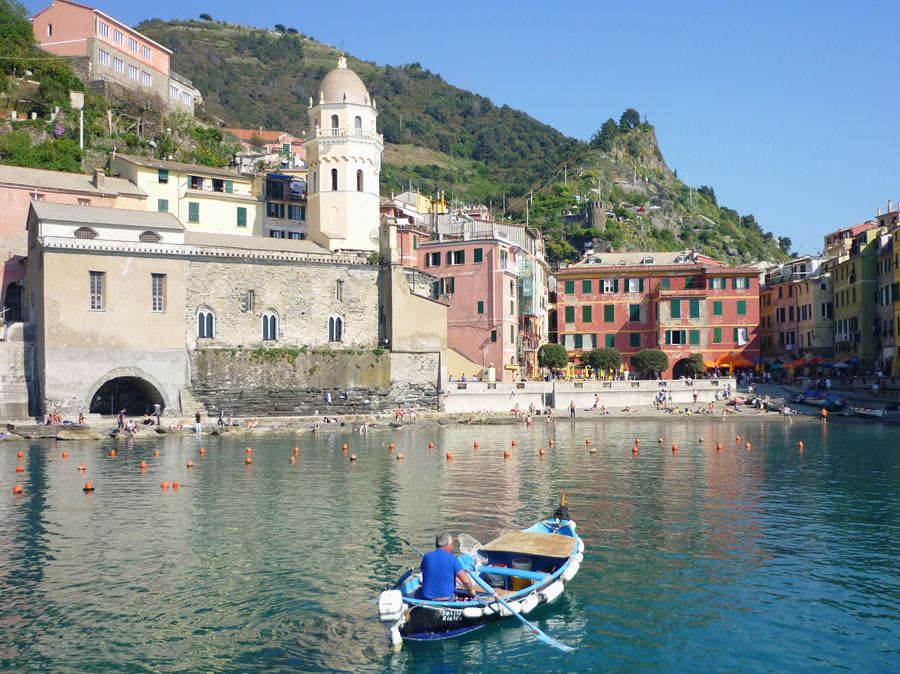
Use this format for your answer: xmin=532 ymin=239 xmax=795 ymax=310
xmin=245 ymin=418 xmax=259 ymax=428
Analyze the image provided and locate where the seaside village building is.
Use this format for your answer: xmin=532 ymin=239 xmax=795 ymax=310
xmin=6 ymin=57 xmax=447 ymax=418
xmin=411 ymin=218 xmax=550 ymax=382
xmin=554 ymin=251 xmax=761 ymax=379
xmin=31 ymin=0 xmax=201 ymax=114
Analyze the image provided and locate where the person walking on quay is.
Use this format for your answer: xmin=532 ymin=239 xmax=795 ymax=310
xmin=153 ymin=402 xmax=162 ymax=426
xmin=117 ymin=408 xmax=126 ymax=431
xmin=569 ymin=400 xmax=576 ymax=419
xmin=194 ymin=410 xmax=202 ymax=434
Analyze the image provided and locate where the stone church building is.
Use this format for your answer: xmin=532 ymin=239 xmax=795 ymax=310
xmin=18 ymin=58 xmax=446 ymax=418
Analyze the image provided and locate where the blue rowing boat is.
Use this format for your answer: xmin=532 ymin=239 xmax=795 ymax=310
xmin=378 ymin=497 xmax=584 ymax=649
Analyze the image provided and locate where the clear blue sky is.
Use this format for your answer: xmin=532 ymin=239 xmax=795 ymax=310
xmin=24 ymin=0 xmax=900 ymax=255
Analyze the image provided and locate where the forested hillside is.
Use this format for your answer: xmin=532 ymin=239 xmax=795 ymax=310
xmin=0 ymin=5 xmax=788 ymax=266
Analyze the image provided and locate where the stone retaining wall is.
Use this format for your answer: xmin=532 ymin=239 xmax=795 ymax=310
xmin=189 ymin=348 xmax=441 ymax=416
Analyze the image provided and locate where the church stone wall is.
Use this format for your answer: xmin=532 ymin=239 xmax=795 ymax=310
xmin=185 ymin=257 xmax=380 ymax=350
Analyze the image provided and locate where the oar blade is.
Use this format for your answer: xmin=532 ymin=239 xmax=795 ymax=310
xmin=533 ymin=629 xmax=574 ymax=653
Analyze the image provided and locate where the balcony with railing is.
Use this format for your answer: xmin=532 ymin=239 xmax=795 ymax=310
xmin=305 ymin=127 xmax=383 ymax=142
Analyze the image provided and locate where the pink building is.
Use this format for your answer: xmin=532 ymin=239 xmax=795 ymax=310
xmin=417 ymin=237 xmax=521 ymax=381
xmin=0 ymin=165 xmax=145 ymax=320
xmin=32 ymin=0 xmax=200 ymax=113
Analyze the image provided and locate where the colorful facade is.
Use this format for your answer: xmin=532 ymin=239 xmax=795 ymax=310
xmin=32 ymin=0 xmax=200 ymax=113
xmin=832 ymin=226 xmax=883 ymax=368
xmin=109 ymin=154 xmax=263 ymax=237
xmin=555 ymin=251 xmax=760 ymax=378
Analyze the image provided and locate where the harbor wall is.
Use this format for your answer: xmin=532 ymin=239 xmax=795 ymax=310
xmin=444 ymin=378 xmax=736 ymax=414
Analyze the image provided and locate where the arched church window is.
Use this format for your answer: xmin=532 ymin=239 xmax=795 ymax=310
xmin=330 ymin=114 xmax=339 ymax=129
xmin=262 ymin=310 xmax=278 ymax=341
xmin=354 ymin=116 xmax=362 ymax=128
xmin=75 ymin=227 xmax=97 ymax=239
xmin=197 ymin=308 xmax=215 ymax=338
xmin=329 ymin=315 xmax=343 ymax=343
xmin=331 ymin=168 xmax=338 ymax=191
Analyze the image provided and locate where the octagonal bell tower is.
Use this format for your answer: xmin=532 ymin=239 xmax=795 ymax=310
xmin=304 ymin=56 xmax=383 ymax=252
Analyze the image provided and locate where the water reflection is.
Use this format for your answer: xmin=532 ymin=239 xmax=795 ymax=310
xmin=1 ymin=419 xmax=899 ymax=672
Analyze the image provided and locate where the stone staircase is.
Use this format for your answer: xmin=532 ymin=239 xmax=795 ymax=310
xmin=0 ymin=321 xmax=32 ymax=419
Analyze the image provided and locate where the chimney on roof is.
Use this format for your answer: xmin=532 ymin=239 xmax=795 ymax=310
xmin=889 ymin=200 xmax=893 ymax=213
xmin=92 ymin=168 xmax=105 ymax=189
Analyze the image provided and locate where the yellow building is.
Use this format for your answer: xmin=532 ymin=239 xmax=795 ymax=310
xmin=832 ymin=227 xmax=882 ymax=368
xmin=109 ymin=154 xmax=263 ymax=236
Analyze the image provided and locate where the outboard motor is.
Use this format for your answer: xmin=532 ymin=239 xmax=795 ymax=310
xmin=378 ymin=589 xmax=405 ymax=648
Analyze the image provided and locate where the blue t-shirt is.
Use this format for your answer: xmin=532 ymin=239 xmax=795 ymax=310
xmin=420 ymin=548 xmax=463 ymax=599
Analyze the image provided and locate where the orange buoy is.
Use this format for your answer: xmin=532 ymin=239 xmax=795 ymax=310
xmin=77 ymin=464 xmax=86 ymax=472
xmin=736 ymin=435 xmax=741 ymax=442
xmin=428 ymin=442 xmax=434 ymax=449
xmin=716 ymin=444 xmax=723 ymax=452
xmin=446 ymin=452 xmax=454 ymax=460
xmin=12 ymin=485 xmax=23 ymax=495
xmin=745 ymin=442 xmax=751 ymax=450
xmin=83 ymin=481 xmax=94 ymax=492
xmin=632 ymin=445 xmax=638 ymax=454
xmin=389 ymin=443 xmax=395 ymax=449
xmin=289 ymin=456 xmax=296 ymax=463
xmin=109 ymin=449 xmax=116 ymax=457
xmin=61 ymin=450 xmax=68 ymax=458
xmin=396 ymin=453 xmax=403 ymax=460
xmin=245 ymin=456 xmax=252 ymax=464
xmin=503 ymin=450 xmax=510 ymax=459
xmin=160 ymin=480 xmax=169 ymax=489
xmin=672 ymin=444 xmax=678 ymax=453
xmin=350 ymin=453 xmax=357 ymax=461
xmin=585 ymin=438 xmax=591 ymax=446
xmin=658 ymin=437 xmax=664 ymax=443
xmin=512 ymin=440 xmax=517 ymax=447
xmin=635 ymin=438 xmax=640 ymax=445
xmin=473 ymin=441 xmax=479 ymax=449
xmin=139 ymin=460 xmax=147 ymax=469
xmin=539 ymin=448 xmax=546 ymax=456
xmin=389 ymin=445 xmax=394 ymax=454
xmin=798 ymin=441 xmax=804 ymax=450
xmin=153 ymin=449 xmax=160 ymax=456
xmin=199 ymin=447 xmax=206 ymax=455
xmin=172 ymin=481 xmax=179 ymax=489
xmin=293 ymin=446 xmax=299 ymax=454
xmin=186 ymin=460 xmax=194 ymax=468
xmin=17 ymin=450 xmax=23 ymax=458
xmin=15 ymin=465 xmax=23 ymax=473
xmin=246 ymin=447 xmax=252 ymax=454
xmin=342 ymin=444 xmax=348 ymax=451
xmin=549 ymin=439 xmax=554 ymax=446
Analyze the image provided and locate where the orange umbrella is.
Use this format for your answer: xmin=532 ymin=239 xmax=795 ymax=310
xmin=733 ymin=355 xmax=754 ymax=368
xmin=715 ymin=352 xmax=733 ymax=367
xmin=703 ymin=360 xmax=717 ymax=368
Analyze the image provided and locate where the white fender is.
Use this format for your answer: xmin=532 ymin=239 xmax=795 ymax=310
xmin=482 ymin=603 xmax=497 ymax=616
xmin=497 ymin=600 xmax=520 ymax=617
xmin=573 ymin=552 xmax=583 ymax=565
xmin=462 ymin=606 xmax=484 ymax=619
xmin=539 ymin=581 xmax=565 ymax=604
xmin=562 ymin=559 xmax=580 ymax=582
xmin=519 ymin=593 xmax=539 ymax=614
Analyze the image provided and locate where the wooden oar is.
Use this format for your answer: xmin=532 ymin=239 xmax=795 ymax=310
xmin=467 ymin=571 xmax=574 ymax=653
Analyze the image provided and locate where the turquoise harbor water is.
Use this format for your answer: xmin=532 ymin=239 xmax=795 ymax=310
xmin=2 ymin=417 xmax=899 ymax=673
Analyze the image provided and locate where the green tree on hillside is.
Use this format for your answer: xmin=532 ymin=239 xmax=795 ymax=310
xmin=619 ymin=108 xmax=640 ymax=130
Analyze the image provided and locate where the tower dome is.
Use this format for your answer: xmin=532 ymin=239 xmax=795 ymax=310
xmin=319 ymin=56 xmax=370 ymax=105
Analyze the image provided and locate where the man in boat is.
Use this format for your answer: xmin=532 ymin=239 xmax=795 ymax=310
xmin=420 ymin=533 xmax=478 ymax=601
